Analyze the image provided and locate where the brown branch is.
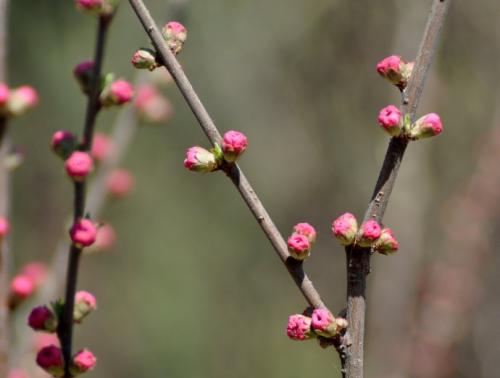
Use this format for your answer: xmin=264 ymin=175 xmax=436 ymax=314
xmin=127 ymin=0 xmax=326 ymax=310
xmin=0 ymin=0 xmax=10 ymax=376
xmin=344 ymin=1 xmax=451 ymax=377
xmin=57 ymin=15 xmax=112 ymax=377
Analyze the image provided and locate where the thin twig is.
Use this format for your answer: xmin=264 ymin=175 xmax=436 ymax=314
xmin=0 ymin=0 xmax=10 ymax=376
xmin=344 ymin=1 xmax=451 ymax=377
xmin=127 ymin=0 xmax=326 ymax=310
xmin=57 ymin=15 xmax=112 ymax=377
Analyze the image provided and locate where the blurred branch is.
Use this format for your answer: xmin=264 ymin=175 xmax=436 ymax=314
xmin=344 ymin=1 xmax=451 ymax=377
xmin=58 ymin=15 xmax=112 ymax=377
xmin=127 ymin=0 xmax=326 ymax=310
xmin=0 ymin=0 xmax=10 ymax=376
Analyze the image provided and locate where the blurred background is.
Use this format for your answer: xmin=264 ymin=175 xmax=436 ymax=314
xmin=4 ymin=0 xmax=500 ymax=377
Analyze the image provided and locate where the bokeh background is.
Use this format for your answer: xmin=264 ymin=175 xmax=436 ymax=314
xmin=5 ymin=0 xmax=500 ymax=377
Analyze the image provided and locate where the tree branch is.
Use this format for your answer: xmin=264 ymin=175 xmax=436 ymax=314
xmin=344 ymin=1 xmax=451 ymax=377
xmin=127 ymin=0 xmax=326 ymax=310
xmin=57 ymin=15 xmax=112 ymax=377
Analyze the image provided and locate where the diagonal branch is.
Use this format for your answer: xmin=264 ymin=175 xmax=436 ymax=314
xmin=344 ymin=1 xmax=451 ymax=377
xmin=127 ymin=0 xmax=326 ymax=310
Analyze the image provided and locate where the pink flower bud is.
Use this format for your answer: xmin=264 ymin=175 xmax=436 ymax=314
xmin=183 ymin=146 xmax=218 ymax=172
xmin=21 ymin=262 xmax=48 ymax=287
xmin=221 ymin=130 xmax=248 ymax=163
xmin=410 ymin=113 xmax=443 ymax=140
xmin=51 ymin=130 xmax=78 ymax=160
xmin=90 ymin=223 xmax=116 ymax=252
xmin=376 ymin=55 xmax=414 ymax=89
xmin=36 ymin=345 xmax=64 ymax=377
xmin=65 ymin=151 xmax=94 ymax=181
xmin=131 ymin=48 xmax=158 ymax=71
xmin=293 ymin=223 xmax=317 ymax=244
xmin=374 ymin=228 xmax=399 ymax=255
xmin=106 ymin=169 xmax=134 ymax=198
xmin=0 ymin=83 xmax=9 ymax=108
xmin=332 ymin=212 xmax=358 ymax=246
xmin=10 ymin=275 xmax=35 ymax=300
xmin=74 ymin=290 xmax=97 ymax=323
xmin=73 ymin=60 xmax=95 ymax=95
xmin=70 ymin=349 xmax=97 ymax=375
xmin=6 ymin=86 xmax=38 ymax=117
xmin=0 ymin=217 xmax=9 ymax=239
xmin=91 ymin=133 xmax=112 ymax=162
xmin=70 ymin=219 xmax=97 ymax=248
xmin=162 ymin=21 xmax=188 ymax=55
xmin=286 ymin=314 xmax=313 ymax=341
xmin=134 ymin=85 xmax=173 ymax=124
xmin=377 ymin=105 xmax=402 ymax=136
xmin=101 ymin=79 xmax=134 ymax=107
xmin=311 ymin=308 xmax=336 ymax=337
xmin=28 ymin=306 xmax=58 ymax=333
xmin=287 ymin=233 xmax=311 ymax=261
xmin=358 ymin=220 xmax=382 ymax=247
xmin=75 ymin=0 xmax=116 ymax=16
xmin=8 ymin=369 xmax=29 ymax=378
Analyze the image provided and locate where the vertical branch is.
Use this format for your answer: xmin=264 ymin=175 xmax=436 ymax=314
xmin=344 ymin=1 xmax=451 ymax=377
xmin=0 ymin=0 xmax=9 ymax=376
xmin=57 ymin=15 xmax=111 ymax=377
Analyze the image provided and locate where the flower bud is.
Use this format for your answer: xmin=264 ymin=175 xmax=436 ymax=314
xmin=21 ymin=262 xmax=48 ymax=287
xmin=332 ymin=212 xmax=358 ymax=246
xmin=70 ymin=349 xmax=97 ymax=375
xmin=183 ymin=146 xmax=218 ymax=172
xmin=286 ymin=314 xmax=313 ymax=341
xmin=100 ymin=79 xmax=134 ymax=107
xmin=74 ymin=290 xmax=97 ymax=323
xmin=377 ymin=105 xmax=402 ymax=137
xmin=65 ymin=151 xmax=94 ymax=181
xmin=293 ymin=223 xmax=317 ymax=244
xmin=36 ymin=345 xmax=64 ymax=377
xmin=28 ymin=306 xmax=58 ymax=333
xmin=0 ymin=83 xmax=9 ymax=109
xmin=10 ymin=274 xmax=35 ymax=301
xmin=6 ymin=86 xmax=38 ymax=117
xmin=70 ymin=219 xmax=97 ymax=248
xmin=311 ymin=308 xmax=337 ymax=338
xmin=358 ymin=220 xmax=382 ymax=247
xmin=376 ymin=55 xmax=414 ymax=89
xmin=409 ymin=113 xmax=443 ymax=140
xmin=89 ymin=223 xmax=116 ymax=252
xmin=73 ymin=60 xmax=97 ymax=95
xmin=221 ymin=130 xmax=248 ymax=163
xmin=91 ymin=133 xmax=112 ymax=162
xmin=51 ymin=131 xmax=78 ymax=160
xmin=134 ymin=85 xmax=172 ymax=124
xmin=287 ymin=233 xmax=311 ymax=261
xmin=75 ymin=0 xmax=117 ymax=16
xmin=162 ymin=21 xmax=187 ymax=55
xmin=374 ymin=227 xmax=399 ymax=255
xmin=131 ymin=48 xmax=158 ymax=71
xmin=0 ymin=217 xmax=9 ymax=240
xmin=106 ymin=169 xmax=134 ymax=198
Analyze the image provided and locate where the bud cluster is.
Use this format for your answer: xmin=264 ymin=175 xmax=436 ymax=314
xmin=287 ymin=222 xmax=316 ymax=261
xmin=183 ymin=130 xmax=248 ymax=173
xmin=375 ymin=56 xmax=444 ymax=140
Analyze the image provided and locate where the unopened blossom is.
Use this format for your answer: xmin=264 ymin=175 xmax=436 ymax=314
xmin=91 ymin=133 xmax=112 ymax=162
xmin=75 ymin=0 xmax=117 ymax=16
xmin=221 ymin=130 xmax=248 ymax=163
xmin=21 ymin=262 xmax=48 ymax=287
xmin=162 ymin=21 xmax=188 ymax=55
xmin=286 ymin=314 xmax=313 ymax=341
xmin=70 ymin=349 xmax=97 ymax=375
xmin=36 ymin=345 xmax=64 ymax=377
xmin=183 ymin=146 xmax=218 ymax=173
xmin=106 ymin=169 xmax=134 ymax=198
xmin=131 ymin=48 xmax=158 ymax=71
xmin=65 ymin=151 xmax=94 ymax=181
xmin=134 ymin=85 xmax=172 ymax=124
xmin=70 ymin=219 xmax=97 ymax=248
xmin=410 ymin=113 xmax=443 ymax=140
xmin=10 ymin=275 xmax=35 ymax=300
xmin=377 ymin=105 xmax=402 ymax=136
xmin=101 ymin=79 xmax=134 ymax=107
xmin=293 ymin=223 xmax=317 ymax=244
xmin=374 ymin=228 xmax=399 ymax=255
xmin=74 ymin=290 xmax=97 ymax=323
xmin=287 ymin=233 xmax=311 ymax=261
xmin=73 ymin=60 xmax=95 ymax=95
xmin=358 ymin=220 xmax=382 ymax=248
xmin=28 ymin=306 xmax=57 ymax=333
xmin=311 ymin=308 xmax=336 ymax=338
xmin=90 ymin=223 xmax=116 ymax=252
xmin=376 ymin=55 xmax=414 ymax=89
xmin=51 ymin=130 xmax=77 ymax=160
xmin=332 ymin=212 xmax=358 ymax=246
xmin=6 ymin=86 xmax=38 ymax=117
